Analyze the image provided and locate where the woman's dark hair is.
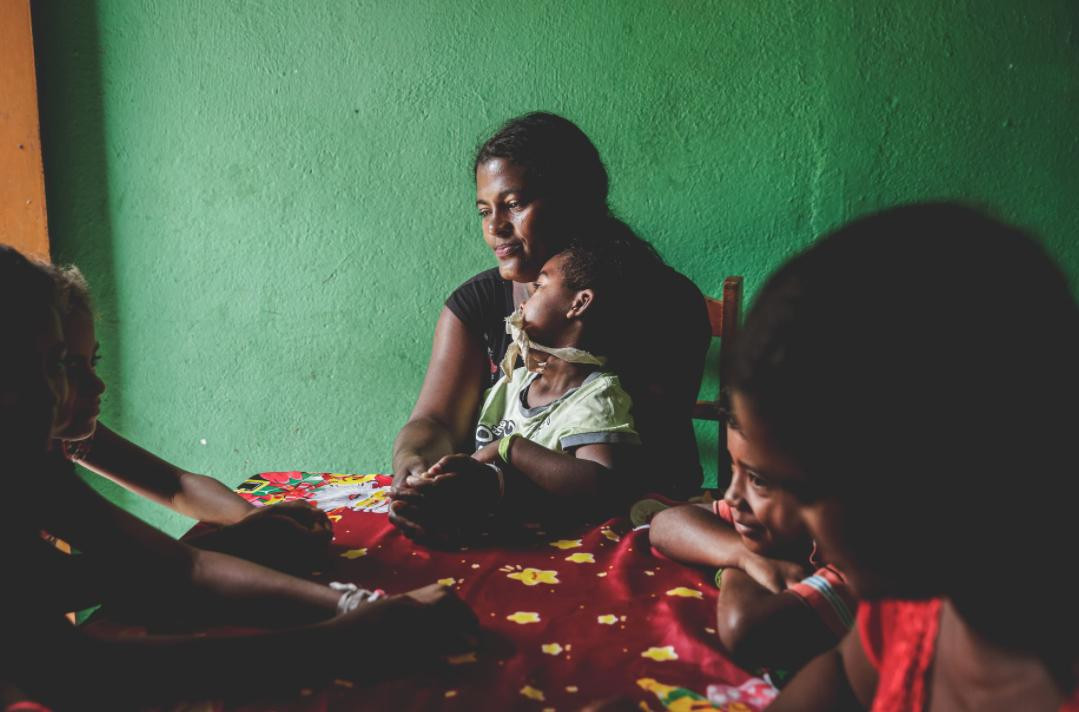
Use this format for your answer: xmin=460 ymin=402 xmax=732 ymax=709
xmin=475 ymin=112 xmax=610 ymax=218
xmin=731 ymin=202 xmax=1079 ymax=656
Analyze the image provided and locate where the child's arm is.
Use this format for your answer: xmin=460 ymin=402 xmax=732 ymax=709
xmin=649 ymin=504 xmax=809 ymax=593
xmin=765 ymin=625 xmax=877 ymax=712
xmin=483 ymin=437 xmax=631 ymax=499
xmin=74 ymin=423 xmax=255 ymax=525
xmin=714 ymin=568 xmax=840 ymax=670
xmin=649 ymin=503 xmax=747 ymax=568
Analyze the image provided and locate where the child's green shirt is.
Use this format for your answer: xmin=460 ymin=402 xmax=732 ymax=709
xmin=474 ymin=368 xmax=641 ymax=454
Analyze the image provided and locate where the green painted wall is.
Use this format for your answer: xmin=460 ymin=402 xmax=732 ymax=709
xmin=33 ymin=1 xmax=1079 ymax=536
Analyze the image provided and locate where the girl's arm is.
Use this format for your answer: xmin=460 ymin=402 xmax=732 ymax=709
xmin=714 ymin=568 xmax=839 ymax=670
xmin=4 ymin=581 xmax=475 ymax=710
xmin=39 ymin=461 xmax=340 ymax=622
xmin=648 ymin=504 xmax=808 ymax=592
xmin=766 ymin=625 xmax=877 ymax=712
xmin=649 ymin=503 xmax=747 ymax=568
xmin=75 ymin=423 xmax=254 ymax=525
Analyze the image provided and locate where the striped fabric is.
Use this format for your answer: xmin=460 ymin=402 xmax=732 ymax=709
xmin=788 ymin=567 xmax=856 ymax=637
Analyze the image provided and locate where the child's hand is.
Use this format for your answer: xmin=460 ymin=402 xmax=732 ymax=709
xmin=472 ymin=440 xmax=501 ymax=464
xmin=739 ymin=552 xmax=810 ymax=593
xmin=404 ymin=454 xmax=502 ymax=510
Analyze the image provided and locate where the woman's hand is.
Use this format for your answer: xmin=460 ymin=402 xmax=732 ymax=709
xmin=738 ymin=551 xmax=810 ymax=594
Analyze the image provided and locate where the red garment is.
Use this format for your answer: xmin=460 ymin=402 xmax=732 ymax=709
xmin=857 ymin=599 xmax=1079 ymax=711
xmin=713 ymin=500 xmax=855 ymax=637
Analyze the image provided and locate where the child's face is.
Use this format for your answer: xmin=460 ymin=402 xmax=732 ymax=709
xmin=520 ymin=253 xmax=577 ymax=346
xmin=56 ymin=306 xmax=105 ymax=441
xmin=729 ymin=390 xmax=909 ymax=599
xmin=724 ymin=421 xmax=809 ymax=558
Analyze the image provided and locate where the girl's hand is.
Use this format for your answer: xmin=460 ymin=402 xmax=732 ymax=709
xmin=333 ymin=583 xmax=478 ymax=656
xmin=187 ymin=503 xmax=333 ymax=574
xmin=739 ymin=552 xmax=810 ymax=594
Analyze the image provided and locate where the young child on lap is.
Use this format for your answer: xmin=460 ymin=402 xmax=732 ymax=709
xmin=395 ymin=228 xmax=644 ymax=535
xmin=649 ymin=412 xmax=855 ymax=672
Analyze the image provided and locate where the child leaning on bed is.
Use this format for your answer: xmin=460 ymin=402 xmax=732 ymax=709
xmin=396 ymin=223 xmax=647 ymax=534
xmin=649 ymin=404 xmax=857 ymax=675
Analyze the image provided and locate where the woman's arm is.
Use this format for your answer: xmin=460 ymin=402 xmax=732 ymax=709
xmin=766 ymin=625 xmax=877 ymax=712
xmin=714 ymin=568 xmax=838 ymax=670
xmin=392 ymin=307 xmax=489 ymax=486
xmin=75 ymin=423 xmax=254 ymax=525
xmin=389 ymin=307 xmax=488 ymax=538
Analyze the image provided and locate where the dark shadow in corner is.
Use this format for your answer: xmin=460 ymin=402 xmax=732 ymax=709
xmin=31 ymin=0 xmax=124 ymax=431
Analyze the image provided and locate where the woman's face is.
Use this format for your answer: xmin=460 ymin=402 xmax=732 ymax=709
xmin=56 ymin=306 xmax=105 ymax=441
xmin=476 ymin=158 xmax=561 ymax=283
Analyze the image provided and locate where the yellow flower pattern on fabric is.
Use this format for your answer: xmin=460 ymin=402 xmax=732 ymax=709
xmin=565 ymin=552 xmax=595 ymax=563
xmin=641 ymin=646 xmax=679 ymax=661
xmin=597 ymin=614 xmax=618 ymax=625
xmin=520 ymin=685 xmax=545 ymax=701
xmin=340 ymin=548 xmax=368 ymax=559
xmin=665 ymin=586 xmax=703 ymax=599
xmin=506 ymin=611 xmax=541 ymax=624
xmin=549 ymin=539 xmax=583 ymax=549
xmin=326 ymin=473 xmax=378 ymax=485
xmin=438 ymin=578 xmax=457 ymax=586
xmin=352 ymin=490 xmax=387 ymax=509
xmin=601 ymin=527 xmax=621 ymax=542
xmin=541 ymin=642 xmax=564 ymax=655
xmin=507 ymin=568 xmax=560 ymax=586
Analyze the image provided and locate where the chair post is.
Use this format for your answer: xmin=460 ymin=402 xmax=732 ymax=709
xmin=715 ymin=276 xmax=742 ymax=491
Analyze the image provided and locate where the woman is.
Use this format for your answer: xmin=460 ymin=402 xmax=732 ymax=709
xmin=389 ymin=112 xmax=711 ymax=538
xmin=727 ymin=204 xmax=1078 ymax=710
xmin=0 ymin=245 xmax=477 ymax=709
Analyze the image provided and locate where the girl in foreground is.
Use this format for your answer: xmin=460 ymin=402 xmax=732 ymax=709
xmin=40 ymin=261 xmax=330 ymax=573
xmin=734 ymin=203 xmax=1078 ymax=711
xmin=0 ymin=245 xmax=476 ymax=709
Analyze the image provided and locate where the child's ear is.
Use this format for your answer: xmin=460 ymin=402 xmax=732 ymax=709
xmin=567 ymin=289 xmax=595 ymax=319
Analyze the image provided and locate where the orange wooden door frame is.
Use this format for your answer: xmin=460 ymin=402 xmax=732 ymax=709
xmin=1 ymin=0 xmax=50 ymax=259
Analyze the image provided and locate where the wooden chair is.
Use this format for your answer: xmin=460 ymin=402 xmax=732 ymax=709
xmin=692 ymin=276 xmax=743 ymax=491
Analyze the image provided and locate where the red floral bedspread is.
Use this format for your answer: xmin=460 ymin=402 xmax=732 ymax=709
xmin=214 ymin=472 xmax=775 ymax=711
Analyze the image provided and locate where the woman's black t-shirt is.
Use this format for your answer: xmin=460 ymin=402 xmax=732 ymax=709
xmin=445 ymin=265 xmax=711 ymax=499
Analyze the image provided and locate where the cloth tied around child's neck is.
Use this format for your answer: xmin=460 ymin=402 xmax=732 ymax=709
xmin=501 ymin=308 xmax=606 ymax=378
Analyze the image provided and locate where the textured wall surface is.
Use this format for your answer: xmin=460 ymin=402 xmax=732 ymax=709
xmin=33 ymin=0 xmax=1079 ymax=535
